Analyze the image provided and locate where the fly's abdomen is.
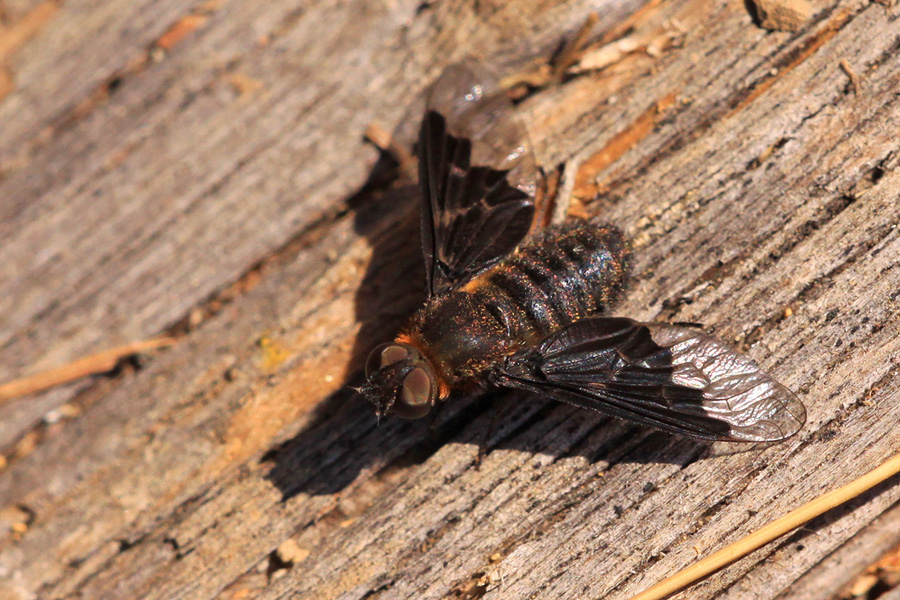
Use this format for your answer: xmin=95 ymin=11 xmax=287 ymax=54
xmin=471 ymin=220 xmax=629 ymax=342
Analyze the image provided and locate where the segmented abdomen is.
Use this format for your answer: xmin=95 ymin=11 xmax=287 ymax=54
xmin=470 ymin=220 xmax=629 ymax=343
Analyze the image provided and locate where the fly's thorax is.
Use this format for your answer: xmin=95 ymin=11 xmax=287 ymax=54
xmin=406 ymin=291 xmax=520 ymax=385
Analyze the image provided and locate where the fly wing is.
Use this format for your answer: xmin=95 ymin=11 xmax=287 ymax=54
xmin=418 ymin=61 xmax=537 ymax=297
xmin=492 ymin=317 xmax=806 ymax=442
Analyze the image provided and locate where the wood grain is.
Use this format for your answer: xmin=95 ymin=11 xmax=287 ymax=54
xmin=0 ymin=0 xmax=898 ymax=598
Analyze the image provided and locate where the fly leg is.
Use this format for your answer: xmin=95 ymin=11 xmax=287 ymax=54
xmin=427 ymin=402 xmax=443 ymax=432
xmin=475 ymin=393 xmax=514 ymax=469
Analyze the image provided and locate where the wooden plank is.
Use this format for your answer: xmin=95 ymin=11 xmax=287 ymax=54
xmin=0 ymin=0 xmax=643 ymax=445
xmin=1 ymin=0 xmax=899 ymax=598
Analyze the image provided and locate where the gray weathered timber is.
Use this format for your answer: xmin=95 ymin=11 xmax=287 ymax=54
xmin=0 ymin=0 xmax=899 ymax=599
xmin=0 ymin=0 xmax=643 ymax=444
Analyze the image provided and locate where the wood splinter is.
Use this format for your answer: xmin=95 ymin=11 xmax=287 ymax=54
xmin=627 ymin=451 xmax=900 ymax=600
xmin=751 ymin=0 xmax=812 ymax=31
xmin=0 ymin=337 xmax=177 ymax=405
xmin=840 ymin=59 xmax=862 ymax=95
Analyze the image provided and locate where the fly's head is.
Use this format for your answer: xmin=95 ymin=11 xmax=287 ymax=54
xmin=360 ymin=342 xmax=437 ymax=420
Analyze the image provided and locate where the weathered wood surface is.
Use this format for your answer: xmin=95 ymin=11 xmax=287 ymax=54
xmin=1 ymin=0 xmax=899 ymax=598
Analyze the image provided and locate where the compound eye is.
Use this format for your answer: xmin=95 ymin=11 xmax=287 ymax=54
xmin=395 ymin=367 xmax=434 ymax=419
xmin=365 ymin=343 xmax=409 ymax=377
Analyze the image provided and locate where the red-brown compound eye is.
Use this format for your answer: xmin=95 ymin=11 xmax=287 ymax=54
xmin=365 ymin=343 xmax=409 ymax=377
xmin=394 ymin=367 xmax=434 ymax=419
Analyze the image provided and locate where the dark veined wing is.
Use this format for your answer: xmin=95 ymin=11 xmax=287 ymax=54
xmin=492 ymin=317 xmax=806 ymax=442
xmin=418 ymin=61 xmax=537 ymax=297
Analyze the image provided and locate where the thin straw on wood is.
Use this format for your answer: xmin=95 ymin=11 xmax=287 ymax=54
xmin=0 ymin=337 xmax=177 ymax=404
xmin=627 ymin=450 xmax=900 ymax=600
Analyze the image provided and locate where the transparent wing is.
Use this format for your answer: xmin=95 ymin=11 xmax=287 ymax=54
xmin=493 ymin=317 xmax=806 ymax=442
xmin=418 ymin=60 xmax=537 ymax=297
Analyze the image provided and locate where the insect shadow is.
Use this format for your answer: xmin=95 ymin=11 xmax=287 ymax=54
xmin=262 ymin=150 xmax=720 ymax=502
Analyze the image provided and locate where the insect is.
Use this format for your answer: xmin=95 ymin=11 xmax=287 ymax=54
xmin=359 ymin=61 xmax=806 ymax=442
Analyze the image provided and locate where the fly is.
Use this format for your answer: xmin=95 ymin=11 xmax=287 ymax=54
xmin=359 ymin=61 xmax=806 ymax=443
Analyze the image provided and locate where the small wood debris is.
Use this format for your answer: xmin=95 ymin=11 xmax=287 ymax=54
xmin=156 ymin=14 xmax=209 ymax=50
xmin=839 ymin=59 xmax=861 ymax=95
xmin=752 ymin=0 xmax=813 ymax=32
xmin=44 ymin=402 xmax=82 ymax=424
xmin=0 ymin=337 xmax=176 ymax=404
xmin=568 ymin=26 xmax=683 ymax=75
xmin=363 ymin=121 xmax=395 ymax=153
xmin=13 ymin=431 xmax=39 ymax=461
xmin=0 ymin=505 xmax=33 ymax=538
xmin=275 ymin=539 xmax=310 ymax=565
xmin=364 ymin=121 xmax=415 ymax=175
xmin=229 ymin=72 xmax=264 ymax=96
xmin=571 ymin=36 xmax=642 ymax=73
